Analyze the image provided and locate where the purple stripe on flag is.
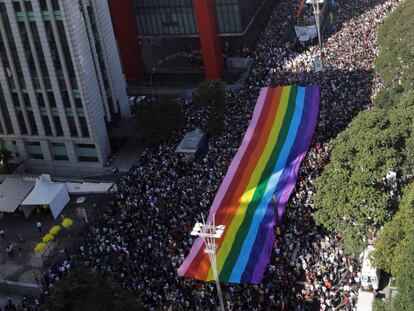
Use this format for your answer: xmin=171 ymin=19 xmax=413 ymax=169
xmin=177 ymin=87 xmax=269 ymax=276
xmin=245 ymin=85 xmax=320 ymax=283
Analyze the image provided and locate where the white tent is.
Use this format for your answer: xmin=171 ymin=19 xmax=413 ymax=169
xmin=0 ymin=178 xmax=34 ymax=214
xmin=21 ymin=176 xmax=70 ymax=219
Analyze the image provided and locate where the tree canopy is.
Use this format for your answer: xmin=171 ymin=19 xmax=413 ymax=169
xmin=45 ymin=267 xmax=142 ymax=311
xmin=372 ymin=183 xmax=414 ymax=276
xmin=194 ymin=80 xmax=225 ymax=113
xmin=194 ymin=80 xmax=226 ymax=137
xmin=393 ymin=235 xmax=414 ymax=311
xmin=314 ymin=91 xmax=414 ymax=255
xmin=135 ymin=96 xmax=184 ymax=147
xmin=374 ymin=0 xmax=414 ymax=108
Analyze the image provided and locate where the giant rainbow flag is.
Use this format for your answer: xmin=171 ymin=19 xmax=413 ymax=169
xmin=178 ymin=85 xmax=320 ymax=284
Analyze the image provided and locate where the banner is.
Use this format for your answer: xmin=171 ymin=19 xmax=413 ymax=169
xmin=178 ymin=86 xmax=320 ymax=284
xmin=295 ymin=25 xmax=317 ymax=41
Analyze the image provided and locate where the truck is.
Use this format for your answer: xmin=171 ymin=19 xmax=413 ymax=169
xmin=356 ymin=289 xmax=374 ymax=311
xmin=361 ymin=246 xmax=381 ymax=291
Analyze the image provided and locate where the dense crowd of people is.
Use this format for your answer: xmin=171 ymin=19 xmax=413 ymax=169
xmin=25 ymin=1 xmax=403 ymax=311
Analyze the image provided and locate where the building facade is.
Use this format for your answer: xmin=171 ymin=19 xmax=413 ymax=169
xmin=134 ymin=0 xmax=266 ymax=37
xmin=0 ymin=0 xmax=129 ymax=176
xmin=108 ymin=0 xmax=271 ymax=81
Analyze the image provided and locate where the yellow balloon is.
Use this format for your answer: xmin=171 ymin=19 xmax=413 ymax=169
xmin=42 ymin=233 xmax=54 ymax=243
xmin=49 ymin=225 xmax=62 ymax=235
xmin=34 ymin=242 xmax=46 ymax=253
xmin=61 ymin=218 xmax=73 ymax=228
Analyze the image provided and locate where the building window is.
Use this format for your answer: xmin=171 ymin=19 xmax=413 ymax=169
xmin=52 ymin=0 xmax=60 ymax=11
xmin=24 ymin=1 xmax=33 ymax=12
xmin=67 ymin=116 xmax=77 ymax=137
xmin=76 ymin=143 xmax=98 ymax=162
xmin=27 ymin=141 xmax=43 ymax=159
xmin=42 ymin=116 xmax=52 ymax=136
xmin=51 ymin=142 xmax=68 ymax=161
xmin=39 ymin=0 xmax=47 ymax=11
xmin=62 ymin=91 xmax=71 ymax=108
xmin=17 ymin=111 xmax=28 ymax=134
xmin=4 ymin=140 xmax=19 ymax=157
xmin=47 ymin=92 xmax=56 ymax=107
xmin=79 ymin=116 xmax=89 ymax=137
xmin=36 ymin=93 xmax=45 ymax=107
xmin=0 ymin=86 xmax=14 ymax=134
xmin=23 ymin=94 xmax=31 ymax=107
xmin=13 ymin=2 xmax=22 ymax=13
xmin=74 ymin=97 xmax=83 ymax=109
xmin=27 ymin=111 xmax=38 ymax=135
xmin=53 ymin=116 xmax=63 ymax=136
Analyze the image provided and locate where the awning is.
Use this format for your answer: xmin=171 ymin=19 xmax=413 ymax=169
xmin=21 ymin=176 xmax=70 ymax=219
xmin=175 ymin=129 xmax=206 ymax=154
xmin=0 ymin=178 xmax=34 ymax=213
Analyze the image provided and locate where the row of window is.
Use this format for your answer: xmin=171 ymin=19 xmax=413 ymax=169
xmin=6 ymin=140 xmax=99 ymax=162
xmin=11 ymin=0 xmax=60 ymax=13
xmin=0 ymin=1 xmax=89 ymax=139
xmin=134 ymin=0 xmax=243 ymax=36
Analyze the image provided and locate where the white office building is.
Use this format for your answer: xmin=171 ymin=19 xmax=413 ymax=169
xmin=0 ymin=0 xmax=130 ymax=176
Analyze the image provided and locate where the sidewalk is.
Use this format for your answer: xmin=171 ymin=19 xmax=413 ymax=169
xmin=0 ymin=194 xmax=105 ymax=286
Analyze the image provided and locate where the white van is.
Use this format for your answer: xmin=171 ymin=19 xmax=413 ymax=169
xmin=361 ymin=246 xmax=381 ymax=291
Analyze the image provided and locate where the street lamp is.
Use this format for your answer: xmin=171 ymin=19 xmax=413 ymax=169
xmin=191 ymin=214 xmax=226 ymax=311
xmin=306 ymin=0 xmax=325 ymax=71
xmin=150 ymin=66 xmax=156 ymax=99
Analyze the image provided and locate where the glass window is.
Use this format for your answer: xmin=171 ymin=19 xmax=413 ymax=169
xmin=62 ymin=91 xmax=71 ymax=108
xmin=47 ymin=92 xmax=56 ymax=107
xmin=67 ymin=116 xmax=77 ymax=137
xmin=135 ymin=0 xmax=197 ymax=36
xmin=39 ymin=0 xmax=47 ymax=11
xmin=76 ymin=143 xmax=99 ymax=162
xmin=12 ymin=93 xmax=20 ymax=107
xmin=27 ymin=111 xmax=38 ymax=135
xmin=0 ymin=4 xmax=25 ymax=89
xmin=13 ymin=2 xmax=22 ymax=13
xmin=36 ymin=93 xmax=45 ymax=107
xmin=52 ymin=0 xmax=60 ymax=11
xmin=51 ymin=142 xmax=68 ymax=161
xmin=74 ymin=97 xmax=83 ymax=109
xmin=23 ymin=94 xmax=31 ymax=107
xmin=53 ymin=116 xmax=63 ymax=136
xmin=17 ymin=111 xmax=28 ymax=134
xmin=42 ymin=116 xmax=52 ymax=136
xmin=27 ymin=141 xmax=43 ymax=159
xmin=4 ymin=140 xmax=19 ymax=157
xmin=79 ymin=116 xmax=89 ymax=137
xmin=0 ymin=86 xmax=14 ymax=134
xmin=56 ymin=20 xmax=78 ymax=90
xmin=24 ymin=1 xmax=33 ymax=12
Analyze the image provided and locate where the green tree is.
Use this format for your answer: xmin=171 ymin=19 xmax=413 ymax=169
xmin=372 ymin=183 xmax=414 ymax=276
xmin=194 ymin=80 xmax=226 ymax=137
xmin=45 ymin=267 xmax=143 ymax=311
xmin=194 ymin=80 xmax=225 ymax=112
xmin=135 ymin=96 xmax=184 ymax=147
xmin=393 ymin=233 xmax=414 ymax=311
xmin=374 ymin=87 xmax=404 ymax=110
xmin=374 ymin=0 xmax=413 ymax=110
xmin=373 ymin=299 xmax=395 ymax=311
xmin=314 ymin=92 xmax=414 ymax=255
xmin=374 ymin=0 xmax=414 ymax=106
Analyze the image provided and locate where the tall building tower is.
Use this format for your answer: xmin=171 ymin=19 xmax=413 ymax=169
xmin=0 ymin=0 xmax=129 ymax=176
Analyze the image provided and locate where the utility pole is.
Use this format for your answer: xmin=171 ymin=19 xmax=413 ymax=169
xmin=190 ymin=214 xmax=226 ymax=311
xmin=307 ymin=0 xmax=325 ymax=71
